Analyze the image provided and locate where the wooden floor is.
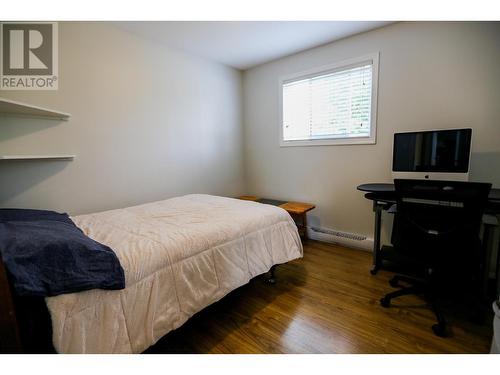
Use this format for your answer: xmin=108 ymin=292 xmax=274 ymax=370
xmin=146 ymin=240 xmax=493 ymax=354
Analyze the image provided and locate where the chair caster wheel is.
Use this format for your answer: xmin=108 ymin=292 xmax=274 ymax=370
xmin=432 ymin=324 xmax=447 ymax=337
xmin=380 ymin=297 xmax=390 ymax=308
xmin=389 ymin=279 xmax=399 ymax=288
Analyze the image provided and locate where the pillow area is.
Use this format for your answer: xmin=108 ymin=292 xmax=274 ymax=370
xmin=0 ymin=209 xmax=125 ymax=297
xmin=0 ymin=208 xmax=75 ymax=225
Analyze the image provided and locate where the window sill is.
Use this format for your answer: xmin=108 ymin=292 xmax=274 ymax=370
xmin=279 ymin=137 xmax=376 ymax=147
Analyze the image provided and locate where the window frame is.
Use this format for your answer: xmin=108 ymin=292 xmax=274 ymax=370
xmin=278 ymin=53 xmax=379 ymax=147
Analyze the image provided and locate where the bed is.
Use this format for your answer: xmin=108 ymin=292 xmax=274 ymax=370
xmin=1 ymin=194 xmax=303 ymax=353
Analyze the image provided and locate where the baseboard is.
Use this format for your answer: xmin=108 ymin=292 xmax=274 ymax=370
xmin=307 ymin=226 xmax=373 ymax=252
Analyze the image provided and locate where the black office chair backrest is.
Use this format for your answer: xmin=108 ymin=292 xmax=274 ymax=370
xmin=392 ymin=179 xmax=491 ymax=277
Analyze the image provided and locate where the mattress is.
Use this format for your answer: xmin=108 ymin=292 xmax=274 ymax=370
xmin=45 ymin=194 xmax=303 ymax=353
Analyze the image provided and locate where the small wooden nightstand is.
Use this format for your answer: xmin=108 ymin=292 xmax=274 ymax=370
xmin=237 ymin=196 xmax=315 ymax=240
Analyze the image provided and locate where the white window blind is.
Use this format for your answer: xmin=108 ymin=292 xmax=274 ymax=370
xmin=281 ymin=58 xmax=377 ymax=146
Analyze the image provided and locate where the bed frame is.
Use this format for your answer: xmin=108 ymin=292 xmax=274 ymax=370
xmin=0 ymin=256 xmax=23 ymax=353
xmin=0 ymin=256 xmax=278 ymax=353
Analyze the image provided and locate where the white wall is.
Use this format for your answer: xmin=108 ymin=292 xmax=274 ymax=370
xmin=0 ymin=22 xmax=245 ymax=215
xmin=1 ymin=21 xmax=499 ymax=239
xmin=243 ymin=22 xmax=500 ymax=239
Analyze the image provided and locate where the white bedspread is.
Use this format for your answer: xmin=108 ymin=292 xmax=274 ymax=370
xmin=45 ymin=194 xmax=303 ymax=353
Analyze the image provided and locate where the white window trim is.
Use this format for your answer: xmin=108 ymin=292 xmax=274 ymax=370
xmin=278 ymin=53 xmax=379 ymax=147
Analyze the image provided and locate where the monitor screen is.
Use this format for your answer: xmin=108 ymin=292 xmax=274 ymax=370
xmin=393 ymin=129 xmax=472 ymax=173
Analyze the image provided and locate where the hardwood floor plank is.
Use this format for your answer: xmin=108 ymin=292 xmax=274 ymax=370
xmin=146 ymin=240 xmax=493 ymax=354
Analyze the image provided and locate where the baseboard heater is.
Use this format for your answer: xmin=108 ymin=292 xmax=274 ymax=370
xmin=308 ymin=226 xmax=373 ymax=251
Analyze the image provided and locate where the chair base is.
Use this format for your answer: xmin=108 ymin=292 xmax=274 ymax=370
xmin=380 ymin=296 xmax=390 ymax=308
xmin=432 ymin=323 xmax=447 ymax=337
xmin=380 ymin=275 xmax=449 ymax=337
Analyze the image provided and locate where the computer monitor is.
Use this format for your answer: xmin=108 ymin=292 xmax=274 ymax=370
xmin=392 ymin=128 xmax=472 ymax=181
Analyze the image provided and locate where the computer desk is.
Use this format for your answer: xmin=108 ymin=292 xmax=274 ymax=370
xmin=357 ymin=183 xmax=500 ymax=298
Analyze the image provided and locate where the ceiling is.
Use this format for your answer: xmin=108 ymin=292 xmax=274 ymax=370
xmin=115 ymin=21 xmax=392 ymax=70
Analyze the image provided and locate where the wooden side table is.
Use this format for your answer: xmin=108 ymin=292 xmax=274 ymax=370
xmin=237 ymin=196 xmax=315 ymax=240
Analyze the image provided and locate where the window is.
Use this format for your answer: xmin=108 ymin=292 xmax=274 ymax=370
xmin=279 ymin=53 xmax=379 ymax=146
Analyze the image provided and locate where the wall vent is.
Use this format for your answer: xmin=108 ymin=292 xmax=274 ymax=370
xmin=311 ymin=227 xmax=366 ymax=241
xmin=308 ymin=226 xmax=373 ymax=251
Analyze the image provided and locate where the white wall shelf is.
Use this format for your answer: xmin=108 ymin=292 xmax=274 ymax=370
xmin=0 ymin=155 xmax=75 ymax=161
xmin=0 ymin=98 xmax=75 ymax=161
xmin=0 ymin=97 xmax=71 ymax=120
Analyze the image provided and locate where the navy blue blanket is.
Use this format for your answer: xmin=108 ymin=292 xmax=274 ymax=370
xmin=0 ymin=209 xmax=125 ymax=297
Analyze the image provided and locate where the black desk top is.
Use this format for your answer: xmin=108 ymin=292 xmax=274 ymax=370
xmin=357 ymin=183 xmax=395 ymax=193
xmin=357 ymin=183 xmax=500 ymax=202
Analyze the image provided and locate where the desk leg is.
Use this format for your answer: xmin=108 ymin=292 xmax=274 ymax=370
xmin=302 ymin=213 xmax=308 ymax=241
xmin=482 ymin=224 xmax=494 ymax=301
xmin=497 ymin=238 xmax=500 ymax=300
xmin=370 ymin=202 xmax=383 ymax=275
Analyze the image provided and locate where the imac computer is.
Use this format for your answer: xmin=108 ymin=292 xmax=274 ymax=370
xmin=392 ymin=128 xmax=472 ymax=181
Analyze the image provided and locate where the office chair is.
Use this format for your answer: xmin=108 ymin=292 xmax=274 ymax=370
xmin=379 ymin=179 xmax=491 ymax=337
